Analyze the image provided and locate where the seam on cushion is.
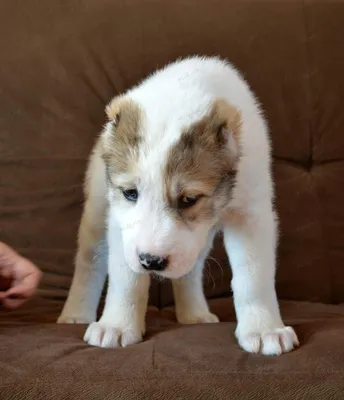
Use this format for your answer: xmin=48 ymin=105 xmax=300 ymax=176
xmin=152 ymin=340 xmax=156 ymax=370
xmin=301 ymin=0 xmax=333 ymax=304
xmin=301 ymin=0 xmax=313 ymax=168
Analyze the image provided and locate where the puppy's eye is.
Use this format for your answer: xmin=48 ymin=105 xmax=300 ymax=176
xmin=178 ymin=195 xmax=200 ymax=209
xmin=122 ymin=189 xmax=138 ymax=202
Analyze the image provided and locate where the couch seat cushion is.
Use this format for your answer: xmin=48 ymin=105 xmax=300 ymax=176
xmin=1 ymin=298 xmax=344 ymax=399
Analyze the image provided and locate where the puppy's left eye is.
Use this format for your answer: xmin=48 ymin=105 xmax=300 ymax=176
xmin=178 ymin=195 xmax=200 ymax=209
xmin=123 ymin=189 xmax=139 ymax=202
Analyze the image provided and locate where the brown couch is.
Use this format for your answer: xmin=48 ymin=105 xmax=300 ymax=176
xmin=1 ymin=0 xmax=344 ymax=398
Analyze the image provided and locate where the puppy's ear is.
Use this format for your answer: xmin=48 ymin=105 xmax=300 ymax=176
xmin=105 ymin=96 xmax=123 ymax=127
xmin=104 ymin=96 xmax=141 ymax=130
xmin=212 ymin=99 xmax=242 ymax=162
xmin=101 ymin=97 xmax=122 ymax=158
xmin=101 ymin=96 xmax=142 ymax=162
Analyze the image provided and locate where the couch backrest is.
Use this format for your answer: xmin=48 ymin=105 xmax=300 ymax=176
xmin=1 ymin=0 xmax=343 ymax=307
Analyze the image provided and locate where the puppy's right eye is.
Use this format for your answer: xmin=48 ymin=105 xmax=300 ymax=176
xmin=178 ymin=194 xmax=201 ymax=209
xmin=122 ymin=189 xmax=138 ymax=202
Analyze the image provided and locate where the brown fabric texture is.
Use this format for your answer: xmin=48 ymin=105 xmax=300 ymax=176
xmin=1 ymin=0 xmax=344 ymax=304
xmin=2 ymin=298 xmax=344 ymax=399
xmin=1 ymin=0 xmax=344 ymax=398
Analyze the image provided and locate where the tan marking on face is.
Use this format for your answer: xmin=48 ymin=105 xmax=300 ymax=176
xmin=164 ymin=98 xmax=242 ymax=222
xmin=101 ymin=96 xmax=143 ymax=185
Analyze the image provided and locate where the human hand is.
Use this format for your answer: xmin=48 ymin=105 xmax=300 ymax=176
xmin=0 ymin=241 xmax=42 ymax=309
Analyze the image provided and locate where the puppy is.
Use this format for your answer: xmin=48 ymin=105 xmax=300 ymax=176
xmin=58 ymin=56 xmax=299 ymax=355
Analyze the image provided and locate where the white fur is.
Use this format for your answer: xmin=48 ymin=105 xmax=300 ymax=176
xmin=58 ymin=56 xmax=299 ymax=355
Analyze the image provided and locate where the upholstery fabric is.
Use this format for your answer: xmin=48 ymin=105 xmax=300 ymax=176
xmin=1 ymin=0 xmax=344 ymax=398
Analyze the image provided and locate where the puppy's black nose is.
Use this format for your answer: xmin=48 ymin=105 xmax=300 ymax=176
xmin=138 ymin=253 xmax=168 ymax=271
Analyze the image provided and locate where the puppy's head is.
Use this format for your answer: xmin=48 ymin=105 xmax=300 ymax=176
xmin=101 ymin=96 xmax=241 ymax=279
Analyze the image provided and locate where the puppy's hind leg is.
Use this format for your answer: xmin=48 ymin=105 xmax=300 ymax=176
xmin=58 ymin=141 xmax=108 ymax=324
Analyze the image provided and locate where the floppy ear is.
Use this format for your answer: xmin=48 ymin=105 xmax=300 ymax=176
xmin=102 ymin=96 xmax=129 ymax=152
xmin=105 ymin=96 xmax=124 ymax=126
xmin=213 ymin=98 xmax=242 ymax=163
xmin=101 ymin=97 xmax=122 ymax=158
xmin=101 ymin=96 xmax=142 ymax=164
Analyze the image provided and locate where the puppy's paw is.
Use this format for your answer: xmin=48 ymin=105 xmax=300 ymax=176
xmin=177 ymin=311 xmax=219 ymax=325
xmin=57 ymin=310 xmax=96 ymax=324
xmin=57 ymin=316 xmax=94 ymax=324
xmin=236 ymin=325 xmax=299 ymax=356
xmin=84 ymin=322 xmax=143 ymax=348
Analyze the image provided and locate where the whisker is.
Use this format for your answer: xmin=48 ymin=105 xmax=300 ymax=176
xmin=208 ymin=256 xmax=224 ymax=279
xmin=204 ymin=260 xmax=216 ymax=290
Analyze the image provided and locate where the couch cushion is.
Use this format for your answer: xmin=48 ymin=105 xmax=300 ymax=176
xmin=1 ymin=0 xmax=344 ymax=308
xmin=1 ymin=298 xmax=344 ymax=399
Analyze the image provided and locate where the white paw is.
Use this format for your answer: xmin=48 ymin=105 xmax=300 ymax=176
xmin=177 ymin=311 xmax=220 ymax=325
xmin=84 ymin=322 xmax=143 ymax=348
xmin=236 ymin=326 xmax=299 ymax=356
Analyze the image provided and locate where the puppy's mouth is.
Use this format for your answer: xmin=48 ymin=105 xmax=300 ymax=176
xmin=149 ymin=264 xmax=193 ymax=280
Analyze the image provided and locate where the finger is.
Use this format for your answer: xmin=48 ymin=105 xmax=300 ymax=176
xmin=0 ymin=242 xmax=21 ymax=268
xmin=14 ymin=258 xmax=43 ymax=285
xmin=2 ymin=296 xmax=27 ymax=309
xmin=0 ymin=275 xmax=12 ymax=291
xmin=5 ymin=280 xmax=37 ymax=299
xmin=0 ymin=243 xmax=23 ymax=281
xmin=5 ymin=267 xmax=41 ymax=297
xmin=0 ymin=243 xmax=41 ymax=281
xmin=0 ymin=241 xmax=18 ymax=254
xmin=32 ymin=268 xmax=43 ymax=286
xmin=0 ymin=266 xmax=12 ymax=279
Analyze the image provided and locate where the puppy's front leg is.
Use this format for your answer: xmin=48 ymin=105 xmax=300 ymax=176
xmin=84 ymin=224 xmax=150 ymax=348
xmin=58 ymin=145 xmax=108 ymax=324
xmin=57 ymin=207 xmax=107 ymax=324
xmin=172 ymin=232 xmax=219 ymax=325
xmin=223 ymin=205 xmax=299 ymax=355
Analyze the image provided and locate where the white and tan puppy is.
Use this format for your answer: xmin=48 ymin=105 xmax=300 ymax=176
xmin=58 ymin=56 xmax=299 ymax=355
